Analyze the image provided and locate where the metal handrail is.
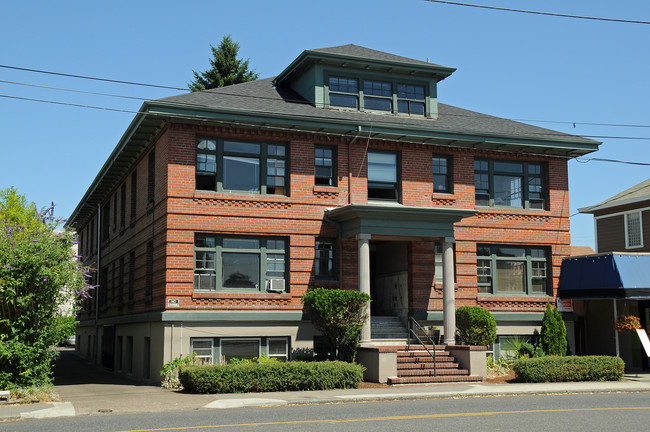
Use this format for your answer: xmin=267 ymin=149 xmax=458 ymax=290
xmin=407 ymin=316 xmax=437 ymax=376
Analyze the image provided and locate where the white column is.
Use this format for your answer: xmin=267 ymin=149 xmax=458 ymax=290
xmin=442 ymin=237 xmax=456 ymax=345
xmin=358 ymin=234 xmax=372 ymax=344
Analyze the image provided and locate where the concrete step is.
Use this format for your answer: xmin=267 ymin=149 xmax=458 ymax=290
xmin=388 ymin=375 xmax=483 ymax=385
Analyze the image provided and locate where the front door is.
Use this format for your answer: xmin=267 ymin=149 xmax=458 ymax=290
xmin=370 ymin=241 xmax=409 ymax=323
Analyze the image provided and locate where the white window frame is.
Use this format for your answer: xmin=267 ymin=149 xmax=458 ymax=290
xmin=190 ymin=338 xmax=214 ymax=365
xmin=625 ymin=211 xmax=644 ymax=249
xmin=267 ymin=337 xmax=289 ymax=362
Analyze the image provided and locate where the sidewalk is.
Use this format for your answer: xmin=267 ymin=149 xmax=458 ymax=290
xmin=2 ymin=349 xmax=650 ymax=421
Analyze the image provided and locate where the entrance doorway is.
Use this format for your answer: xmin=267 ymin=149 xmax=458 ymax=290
xmin=370 ymin=241 xmax=409 ymax=324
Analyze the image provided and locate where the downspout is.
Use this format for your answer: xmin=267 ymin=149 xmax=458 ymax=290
xmin=95 ymin=204 xmax=101 ymax=362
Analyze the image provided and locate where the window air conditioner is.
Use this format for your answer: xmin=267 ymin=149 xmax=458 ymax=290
xmin=266 ymin=278 xmax=285 ymax=293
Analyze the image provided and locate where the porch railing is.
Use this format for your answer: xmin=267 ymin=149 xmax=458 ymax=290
xmin=407 ymin=316 xmax=437 ymax=376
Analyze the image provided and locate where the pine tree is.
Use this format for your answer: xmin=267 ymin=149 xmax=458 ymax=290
xmin=540 ymin=303 xmax=567 ymax=356
xmin=188 ymin=35 xmax=259 ymax=92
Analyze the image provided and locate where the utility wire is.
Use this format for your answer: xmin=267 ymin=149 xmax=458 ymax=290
xmin=423 ymin=0 xmax=650 ymax=25
xmin=4 ymin=92 xmax=650 ymax=143
xmin=574 ymin=157 xmax=650 ymax=166
xmin=2 ymin=63 xmax=650 ymax=131
xmin=0 ymin=79 xmax=149 ymax=101
xmin=0 ymin=64 xmax=188 ymax=91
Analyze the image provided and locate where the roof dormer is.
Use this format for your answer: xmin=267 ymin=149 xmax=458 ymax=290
xmin=273 ymin=44 xmax=455 ymax=119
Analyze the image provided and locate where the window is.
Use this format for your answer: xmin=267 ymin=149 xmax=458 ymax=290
xmin=128 ymin=251 xmax=135 ymax=300
xmin=148 ymin=151 xmax=155 ymax=202
xmin=130 ymin=170 xmax=137 ymax=222
xmin=118 ymin=256 xmax=125 ymax=302
xmin=397 ymin=84 xmax=425 ymax=115
xmin=145 ymin=241 xmax=153 ymax=297
xmin=194 ymin=235 xmax=287 ymax=292
xmin=477 ymin=245 xmax=549 ymax=295
xmin=101 ymin=202 xmax=110 ymax=241
xmin=120 ymin=183 xmax=126 ymax=229
xmin=190 ymin=337 xmax=289 ymax=365
xmin=433 ymin=155 xmax=451 ymax=193
xmin=196 ymin=138 xmax=287 ymax=195
xmin=367 ymin=151 xmax=399 ymax=201
xmin=328 ymin=75 xmax=427 ymax=116
xmin=191 ymin=338 xmax=214 ymax=365
xmin=315 ymin=239 xmax=336 ymax=280
xmin=363 ymin=80 xmax=392 ymax=112
xmin=328 ymin=76 xmax=358 ymax=108
xmin=315 ymin=146 xmax=336 ymax=186
xmin=625 ymin=211 xmax=643 ymax=248
xmin=474 ymin=159 xmax=545 ymax=209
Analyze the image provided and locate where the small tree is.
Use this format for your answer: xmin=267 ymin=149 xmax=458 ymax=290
xmin=301 ymin=288 xmax=370 ymax=362
xmin=0 ymin=188 xmax=91 ymax=389
xmin=456 ymin=306 xmax=497 ymax=346
xmin=188 ymin=35 xmax=259 ymax=91
xmin=540 ymin=303 xmax=567 ymax=356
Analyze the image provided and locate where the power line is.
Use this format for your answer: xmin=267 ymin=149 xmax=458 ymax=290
xmin=0 ymin=79 xmax=149 ymax=101
xmin=574 ymin=157 xmax=650 ymax=166
xmin=423 ymin=0 xmax=650 ymax=25
xmin=0 ymin=64 xmax=188 ymax=91
xmin=4 ymin=92 xmax=650 ymax=143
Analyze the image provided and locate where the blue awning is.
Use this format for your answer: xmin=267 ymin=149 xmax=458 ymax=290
xmin=559 ymin=253 xmax=650 ymax=299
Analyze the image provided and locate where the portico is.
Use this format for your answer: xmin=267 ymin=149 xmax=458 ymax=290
xmin=326 ymin=204 xmax=475 ymax=345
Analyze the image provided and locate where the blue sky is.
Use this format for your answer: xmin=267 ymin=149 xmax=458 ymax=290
xmin=1 ymin=1 xmax=648 ymax=249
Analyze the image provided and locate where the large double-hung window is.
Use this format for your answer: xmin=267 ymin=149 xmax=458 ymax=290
xmin=477 ymin=245 xmax=549 ymax=295
xmin=474 ymin=159 xmax=545 ymax=209
xmin=367 ymin=151 xmax=399 ymax=201
xmin=194 ymin=235 xmax=286 ymax=292
xmin=196 ymin=138 xmax=287 ymax=195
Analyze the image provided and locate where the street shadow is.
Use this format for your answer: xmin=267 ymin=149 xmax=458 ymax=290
xmin=53 ymin=348 xmax=154 ymax=387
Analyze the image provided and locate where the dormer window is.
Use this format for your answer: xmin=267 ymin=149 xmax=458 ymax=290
xmin=327 ymin=74 xmax=428 ymax=116
xmin=363 ymin=80 xmax=392 ymax=112
xmin=397 ymin=84 xmax=425 ymax=115
xmin=329 ymin=77 xmax=358 ymax=108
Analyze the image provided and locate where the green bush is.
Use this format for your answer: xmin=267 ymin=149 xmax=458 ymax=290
xmin=512 ymin=356 xmax=624 ymax=383
xmin=301 ymin=288 xmax=370 ymax=362
xmin=540 ymin=303 xmax=567 ymax=356
xmin=179 ymin=361 xmax=365 ymax=394
xmin=455 ymin=306 xmax=497 ymax=346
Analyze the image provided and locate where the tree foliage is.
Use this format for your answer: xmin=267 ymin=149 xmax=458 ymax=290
xmin=0 ymin=188 xmax=90 ymax=389
xmin=540 ymin=303 xmax=568 ymax=356
xmin=301 ymin=288 xmax=370 ymax=362
xmin=455 ymin=306 xmax=497 ymax=346
xmin=188 ymin=35 xmax=259 ymax=92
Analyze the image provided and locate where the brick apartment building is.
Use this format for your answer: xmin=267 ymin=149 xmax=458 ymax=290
xmin=68 ymin=45 xmax=600 ymax=382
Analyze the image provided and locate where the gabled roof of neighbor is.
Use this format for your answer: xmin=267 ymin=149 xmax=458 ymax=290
xmin=579 ymin=178 xmax=650 ymax=214
xmin=67 ymin=44 xmax=601 ymax=228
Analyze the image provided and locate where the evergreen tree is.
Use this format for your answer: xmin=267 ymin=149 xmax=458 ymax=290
xmin=540 ymin=303 xmax=567 ymax=356
xmin=188 ymin=35 xmax=259 ymax=91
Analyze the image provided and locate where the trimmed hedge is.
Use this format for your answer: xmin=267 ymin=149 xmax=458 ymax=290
xmin=179 ymin=361 xmax=365 ymax=393
xmin=512 ymin=356 xmax=624 ymax=383
xmin=455 ymin=306 xmax=497 ymax=346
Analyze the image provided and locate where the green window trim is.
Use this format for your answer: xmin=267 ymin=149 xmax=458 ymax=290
xmin=367 ymin=150 xmax=400 ymax=202
xmin=474 ymin=159 xmax=546 ymax=210
xmin=315 ymin=238 xmax=337 ymax=281
xmin=433 ymin=155 xmax=452 ymax=194
xmin=194 ymin=234 xmax=287 ymax=293
xmin=196 ymin=137 xmax=288 ymax=196
xmin=315 ymin=145 xmax=337 ymax=186
xmin=477 ymin=244 xmax=550 ymax=296
xmin=326 ymin=73 xmax=429 ymax=117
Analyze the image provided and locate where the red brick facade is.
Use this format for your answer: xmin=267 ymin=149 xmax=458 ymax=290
xmin=77 ymin=121 xmax=570 ymax=322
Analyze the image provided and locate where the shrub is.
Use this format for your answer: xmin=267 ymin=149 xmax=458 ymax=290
xmin=160 ymin=354 xmax=198 ymax=389
xmin=512 ymin=356 xmax=624 ymax=383
xmin=301 ymin=288 xmax=370 ymax=362
xmin=540 ymin=303 xmax=567 ymax=356
xmin=179 ymin=361 xmax=365 ymax=394
xmin=455 ymin=306 xmax=497 ymax=346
